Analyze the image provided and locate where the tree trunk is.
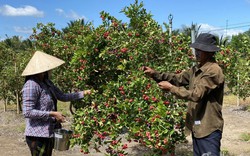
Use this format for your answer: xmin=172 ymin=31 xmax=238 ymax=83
xmin=4 ymin=98 xmax=7 ymax=112
xmin=16 ymin=91 xmax=20 ymax=114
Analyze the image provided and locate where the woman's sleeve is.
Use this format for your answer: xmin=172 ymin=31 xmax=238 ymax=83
xmin=22 ymin=80 xmax=50 ymax=119
xmin=52 ymin=84 xmax=84 ymax=102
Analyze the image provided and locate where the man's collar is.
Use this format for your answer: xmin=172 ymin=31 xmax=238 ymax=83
xmin=196 ymin=61 xmax=215 ymax=72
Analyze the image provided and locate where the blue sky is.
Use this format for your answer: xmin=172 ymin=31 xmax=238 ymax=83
xmin=1 ymin=0 xmax=250 ymax=40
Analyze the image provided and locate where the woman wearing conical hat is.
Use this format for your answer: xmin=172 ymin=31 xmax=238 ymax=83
xmin=21 ymin=51 xmax=91 ymax=156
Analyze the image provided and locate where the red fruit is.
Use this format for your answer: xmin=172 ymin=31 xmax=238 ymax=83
xmin=119 ymin=86 xmax=124 ymax=91
xmin=78 ymin=76 xmax=83 ymax=80
xmin=163 ymin=138 xmax=168 ymax=144
xmin=98 ymin=134 xmax=105 ymax=139
xmin=122 ymin=144 xmax=128 ymax=149
xmin=144 ymin=96 xmax=149 ymax=101
xmin=143 ymin=94 xmax=149 ymax=101
xmin=176 ymin=70 xmax=182 ymax=74
xmin=152 ymin=96 xmax=157 ymax=102
xmin=155 ymin=114 xmax=160 ymax=118
xmin=149 ymin=105 xmax=155 ymax=110
xmin=72 ymin=134 xmax=78 ymax=138
xmin=113 ymin=22 xmax=118 ymax=27
xmin=103 ymin=32 xmax=109 ymax=38
xmin=135 ymin=118 xmax=141 ymax=122
xmin=105 ymin=103 xmax=109 ymax=107
xmin=146 ymin=131 xmax=151 ymax=139
xmin=164 ymin=101 xmax=170 ymax=105
xmin=146 ymin=83 xmax=151 ymax=89
xmin=94 ymin=48 xmax=99 ymax=52
xmin=175 ymin=124 xmax=181 ymax=129
xmin=151 ymin=117 xmax=156 ymax=122
xmin=111 ymin=140 xmax=118 ymax=145
xmin=189 ymin=55 xmax=194 ymax=59
xmin=120 ymin=48 xmax=128 ymax=53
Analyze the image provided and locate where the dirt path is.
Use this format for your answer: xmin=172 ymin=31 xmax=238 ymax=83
xmin=0 ymin=104 xmax=249 ymax=156
xmin=221 ymin=106 xmax=250 ymax=156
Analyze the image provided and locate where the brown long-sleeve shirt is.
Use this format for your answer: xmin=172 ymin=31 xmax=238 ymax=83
xmin=152 ymin=61 xmax=224 ymax=138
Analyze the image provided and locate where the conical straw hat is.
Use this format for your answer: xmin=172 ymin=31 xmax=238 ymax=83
xmin=21 ymin=51 xmax=65 ymax=76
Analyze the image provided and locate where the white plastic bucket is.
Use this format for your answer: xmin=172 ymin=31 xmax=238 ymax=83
xmin=54 ymin=129 xmax=73 ymax=151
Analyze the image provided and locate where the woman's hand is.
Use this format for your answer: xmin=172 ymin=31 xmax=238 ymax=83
xmin=49 ymin=111 xmax=66 ymax=123
xmin=83 ymin=90 xmax=91 ymax=95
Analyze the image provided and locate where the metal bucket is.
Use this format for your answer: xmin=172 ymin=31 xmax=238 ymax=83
xmin=54 ymin=129 xmax=73 ymax=151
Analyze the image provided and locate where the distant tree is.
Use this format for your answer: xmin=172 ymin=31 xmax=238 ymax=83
xmin=218 ymin=35 xmax=230 ymax=47
xmin=243 ymin=28 xmax=250 ymax=37
xmin=62 ymin=19 xmax=89 ymax=33
xmin=0 ymin=36 xmax=32 ymax=113
xmin=176 ymin=23 xmax=201 ymax=37
xmin=226 ymin=33 xmax=250 ymax=99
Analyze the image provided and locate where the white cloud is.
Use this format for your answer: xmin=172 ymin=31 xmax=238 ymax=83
xmin=0 ymin=5 xmax=44 ymax=17
xmin=14 ymin=26 xmax=33 ymax=34
xmin=199 ymin=23 xmax=244 ymax=37
xmin=55 ymin=8 xmax=87 ymax=20
xmin=55 ymin=8 xmax=64 ymax=14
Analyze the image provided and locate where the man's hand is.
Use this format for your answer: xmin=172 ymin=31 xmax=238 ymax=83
xmin=142 ymin=66 xmax=156 ymax=77
xmin=158 ymin=81 xmax=173 ymax=91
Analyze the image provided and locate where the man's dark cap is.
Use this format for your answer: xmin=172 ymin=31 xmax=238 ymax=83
xmin=190 ymin=33 xmax=220 ymax=52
